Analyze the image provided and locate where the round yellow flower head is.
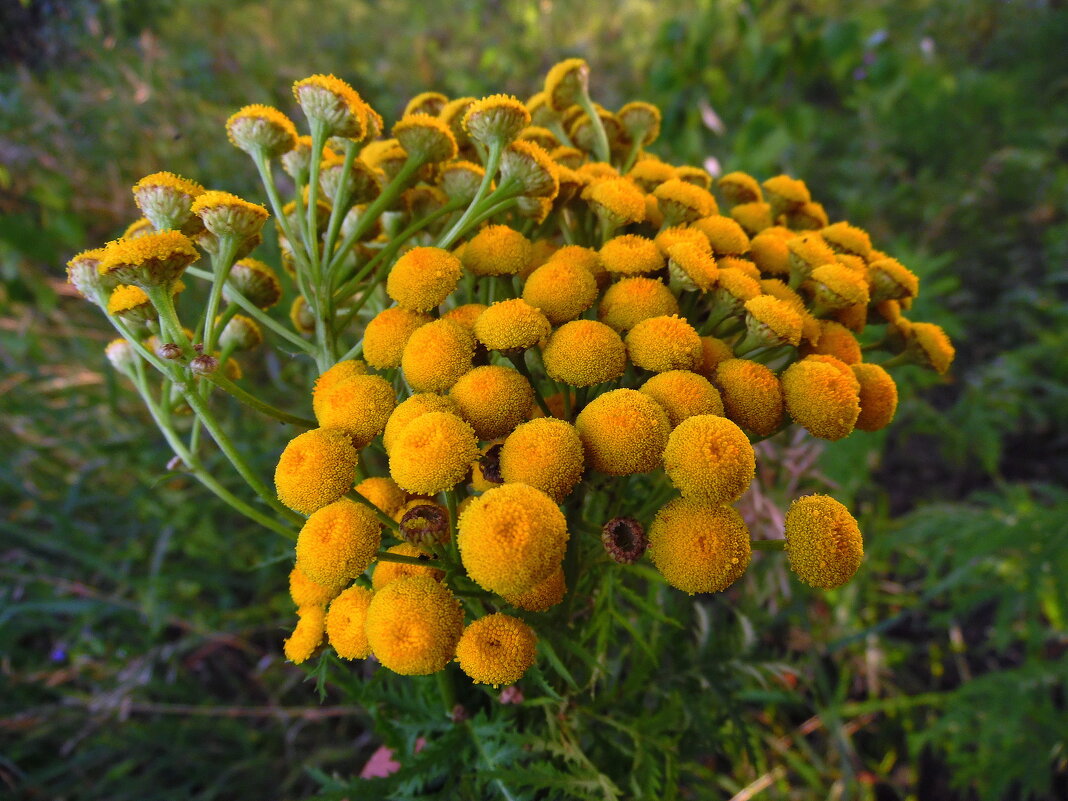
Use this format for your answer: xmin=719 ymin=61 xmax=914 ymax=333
xmin=383 ymin=393 xmax=459 ymax=453
xmin=692 ymin=215 xmax=750 ymax=256
xmin=522 ymin=257 xmax=598 ymax=324
xmin=402 ymin=90 xmax=447 ymax=118
xmin=868 ymin=257 xmax=920 ymax=304
xmin=98 ymin=230 xmax=199 ymax=289
xmin=474 ymin=299 xmax=551 ymax=352
xmin=805 ymin=319 xmax=862 ymax=364
xmin=598 ymin=276 xmax=679 ymax=332
xmin=355 ymin=476 xmax=408 ymax=520
xmin=640 ymin=370 xmax=724 ymax=428
xmin=625 ymin=315 xmax=702 ymax=373
xmin=781 ymin=358 xmax=861 ymax=441
xmin=759 ymin=279 xmax=821 ymax=345
xmin=648 ymin=498 xmax=751 ymax=595
xmin=628 ymin=158 xmax=677 ymax=191
xmin=275 ymin=427 xmax=359 ymax=515
xmin=784 ymin=495 xmax=863 ymax=589
xmin=456 ymin=613 xmax=538 ymax=686
xmin=583 ymin=177 xmax=647 ymax=227
xmin=600 ymin=234 xmax=663 ymax=276
xmin=714 ymin=358 xmax=784 ymax=436
xmin=617 ymin=101 xmax=662 ymax=146
xmin=190 ymin=190 xmax=269 ymax=239
xmin=131 ymin=171 xmax=204 ymax=231
xmin=666 ymin=241 xmax=719 ymax=292
xmin=656 ymin=225 xmax=710 ymax=257
xmin=762 ymin=174 xmax=811 ymax=216
xmin=223 ymin=258 xmax=282 ymax=309
xmin=439 ymin=160 xmax=485 ymax=203
xmin=312 ymin=372 xmax=396 ymax=447
xmin=500 ymin=418 xmax=584 ymax=502
xmin=905 ymin=322 xmax=955 ymax=374
xmin=542 ymin=319 xmax=627 ymax=387
xmin=662 ymin=414 xmax=755 ymax=503
xmin=283 ymin=605 xmax=326 ymax=665
xmin=463 ymin=94 xmax=532 ymax=146
xmin=325 ymin=585 xmax=374 ymax=660
xmin=318 ymin=151 xmax=381 ymax=205
xmin=743 ymin=295 xmax=803 ymax=348
xmin=401 ymin=318 xmax=475 ymax=392
xmin=295 ymin=498 xmax=381 ymax=588
xmin=363 ymin=306 xmax=432 ymax=369
xmin=437 ymin=303 xmax=484 ymax=333
xmin=503 ymin=567 xmax=566 ymax=611
xmin=389 ymin=411 xmax=479 ymax=494
xmin=462 ymin=225 xmax=533 ymax=277
xmin=67 ymin=247 xmax=111 ymax=301
xmin=653 ymin=178 xmax=718 ymax=225
xmin=281 ymin=135 xmax=313 ymax=179
xmin=372 ymin=543 xmax=444 ymax=590
xmin=439 ymin=95 xmax=476 ymax=143
xmin=311 ymin=358 xmax=367 ymax=398
xmin=292 ymin=74 xmax=370 ymax=139
xmin=386 ymin=246 xmax=462 ymax=312
xmin=730 ymin=201 xmax=774 ymax=235
xmin=803 ymin=353 xmax=860 ymax=392
xmin=365 ymin=575 xmax=464 ymax=675
xmin=575 ymin=389 xmax=670 ymax=476
xmin=500 ymin=139 xmax=560 ymax=198
xmin=289 ymin=566 xmax=342 ymax=608
xmin=718 ymin=171 xmax=763 ymax=206
xmin=749 ymin=230 xmax=793 ymax=276
xmin=544 ymin=57 xmax=590 ymax=110
xmin=449 ymin=365 xmax=534 ymax=440
xmin=393 ymin=113 xmax=458 ymax=164
xmin=787 ymin=233 xmax=837 ymax=283
xmin=820 ymin=222 xmax=873 ymax=260
xmin=788 ymin=200 xmax=829 ymax=230
xmin=226 ymin=104 xmax=298 ymax=158
xmin=809 ymin=263 xmax=870 ymax=312
xmin=548 ymin=244 xmax=609 ymax=289
xmin=851 ymin=363 xmax=898 ymax=431
xmin=107 ymin=284 xmax=157 ymax=322
xmin=674 ymin=165 xmax=713 ymax=190
xmin=718 ymin=256 xmax=761 ymax=281
xmin=457 ymin=483 xmax=569 ymax=596
xmin=696 ymin=336 xmax=735 ymax=379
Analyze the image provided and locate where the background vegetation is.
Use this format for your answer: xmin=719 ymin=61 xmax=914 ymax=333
xmin=2 ymin=0 xmax=1066 ymax=798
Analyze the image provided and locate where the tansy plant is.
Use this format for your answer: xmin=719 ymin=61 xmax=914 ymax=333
xmin=70 ymin=60 xmax=955 ymax=790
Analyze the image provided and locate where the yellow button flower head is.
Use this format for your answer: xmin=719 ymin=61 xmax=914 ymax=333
xmin=675 ymin=164 xmax=713 ymax=189
xmin=714 ymin=358 xmax=785 ymax=436
xmin=387 ymin=246 xmax=462 ymax=312
xmin=787 ymin=233 xmax=837 ymax=284
xmin=393 ymin=113 xmax=458 ymax=164
xmin=692 ymin=215 xmax=750 ymax=256
xmin=522 ymin=258 xmax=598 ymax=324
xmin=318 ymin=151 xmax=381 ymax=205
xmin=283 ymin=605 xmax=326 ymax=665
xmin=718 ymin=171 xmax=763 ymax=206
xmin=401 ymin=319 xmax=476 ymax=392
xmin=363 ymin=306 xmax=432 ymax=369
xmin=383 ymin=393 xmax=459 ymax=453
xmin=474 ymin=299 xmax=551 ymax=352
xmin=226 ymin=104 xmax=298 ymax=158
xmin=628 ymin=158 xmax=677 ymax=191
xmin=808 ymin=263 xmax=871 ymax=312
xmin=372 ymin=543 xmax=444 ymax=590
xmin=456 ymin=613 xmax=538 ymax=686
xmin=583 ymin=177 xmax=647 ymax=228
xmin=781 ymin=358 xmax=861 ymax=441
xmin=654 ymin=178 xmax=718 ymax=225
xmin=389 ymin=411 xmax=479 ymax=494
xmin=544 ymin=58 xmax=590 ymax=111
xmin=656 ymin=225 xmax=711 ymax=258
xmin=67 ymin=247 xmax=111 ymax=301
xmin=503 ymin=566 xmax=566 ymax=611
xmin=500 ymin=140 xmax=560 ymax=199
xmin=325 ymin=585 xmax=374 ymax=660
xmin=784 ymin=494 xmax=863 ymax=589
xmin=311 ymin=358 xmax=367 ymax=398
xmin=759 ymin=278 xmax=821 ymax=345
xmin=625 ymin=315 xmax=702 ymax=373
xmin=821 ymin=222 xmax=873 ymax=259
xmin=275 ymin=427 xmax=359 ymax=515
xmin=98 ymin=230 xmax=199 ymax=289
xmin=517 ymin=125 xmax=560 ymax=150
xmin=718 ymin=256 xmax=761 ymax=281
xmin=905 ymin=322 xmax=955 ymax=374
xmin=868 ymin=257 xmax=920 ymax=304
xmin=666 ymin=241 xmax=719 ymax=292
xmin=662 ymin=414 xmax=755 ymax=502
xmin=696 ymin=336 xmax=735 ymax=378
xmin=365 ymin=575 xmax=464 ymax=675
xmin=730 ymin=201 xmax=774 ymax=235
xmin=548 ymin=244 xmax=609 ymax=289
xmin=449 ymin=365 xmax=534 ymax=440
xmin=289 ymin=566 xmax=342 ymax=608
xmin=292 ymin=74 xmax=370 ymax=139
xmin=440 ymin=303 xmax=485 ymax=333
xmin=462 ymin=225 xmax=533 ymax=277
xmin=851 ymin=363 xmax=898 ymax=431
xmin=223 ymin=258 xmax=281 ymax=310
xmin=762 ymin=174 xmax=811 ymax=217
xmin=107 ymin=284 xmax=160 ymax=322
xmin=132 ymin=171 xmax=204 ymax=231
xmin=439 ymin=160 xmax=485 ymax=203
xmin=542 ymin=320 xmax=626 ymax=387
xmin=190 ymin=190 xmax=269 ymax=240
xmin=463 ymin=94 xmax=531 ymax=147
xmin=458 ymin=483 xmax=569 ymax=596
xmin=788 ymin=200 xmax=829 ymax=230
xmin=500 ymin=418 xmax=585 ymax=502
xmin=804 ymin=354 xmax=861 ymax=393
xmin=805 ymin=319 xmax=862 ymax=364
xmin=648 ymin=498 xmax=751 ymax=595
xmin=295 ymin=498 xmax=381 ymax=588
xmin=618 ymin=101 xmax=662 ymax=147
xmin=640 ymin=370 xmax=724 ymax=428
xmin=575 ymin=389 xmax=670 ymax=475
xmin=312 ymin=372 xmax=396 ymax=447
xmin=600 ymin=234 xmax=663 ymax=276
xmin=742 ymin=295 xmax=804 ymax=348
xmin=749 ymin=230 xmax=793 ymax=276
xmin=403 ymin=90 xmax=448 ymax=118
xmin=355 ymin=476 xmax=408 ymax=520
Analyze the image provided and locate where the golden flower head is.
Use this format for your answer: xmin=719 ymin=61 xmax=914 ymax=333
xmin=696 ymin=335 xmax=735 ymax=378
xmin=627 ymin=158 xmax=677 ymax=191
xmin=675 ymin=165 xmax=713 ymax=190
xmin=500 ymin=418 xmax=585 ymax=502
xmin=383 ymin=393 xmax=459 ymax=454
xmin=325 ymin=585 xmax=374 ymax=660
xmin=762 ymin=174 xmax=811 ymax=216
xmin=808 ymin=263 xmax=870 ymax=312
xmin=821 ymin=222 xmax=873 ymax=260
xmin=743 ymin=295 xmax=803 ymax=348
xmin=393 ymin=113 xmax=459 ymax=164
xmin=648 ymin=498 xmax=751 ymax=595
xmin=583 ymin=177 xmax=647 ymax=228
xmin=713 ymin=358 xmax=784 ymax=436
xmin=275 ymin=427 xmax=360 ymax=515
xmin=401 ymin=318 xmax=476 ymax=392
xmin=355 ymin=476 xmax=408 ymax=521
xmin=439 ymin=96 xmax=477 ymax=146
xmin=223 ymin=258 xmax=281 ymax=309
xmin=372 ymin=543 xmax=444 ymax=590
xmin=441 ymin=302 xmax=487 ymax=332
xmin=666 ymin=241 xmax=719 ymax=292
xmin=104 ymin=338 xmax=137 ymax=376
xmin=280 ymin=135 xmax=314 ymax=180
xmin=190 ymin=190 xmax=269 ymax=240
xmin=784 ymin=495 xmax=863 ymax=589
xmin=522 ymin=258 xmax=598 ymax=324
xmin=474 ymin=298 xmax=551 ymax=352
xmin=289 ymin=565 xmax=341 ymax=609
xmin=718 ymin=256 xmax=760 ymax=280
xmin=544 ymin=58 xmax=590 ymax=111
xmin=718 ymin=171 xmax=763 ymax=206
xmin=502 ymin=566 xmax=566 ymax=611
xmin=455 ymin=613 xmax=538 ymax=686
xmin=598 ymin=276 xmax=680 ymax=332
xmin=749 ymin=229 xmax=793 ymax=276
xmin=618 ymin=101 xmax=662 ymax=146
xmin=387 ymin=246 xmax=462 ymax=312
xmin=548 ymin=244 xmax=608 ymax=288
xmin=388 ymin=411 xmax=479 ymax=495
xmin=575 ymin=388 xmax=670 ymax=476
xmin=312 ymin=370 xmax=396 ymax=447
xmin=292 ymin=73 xmax=371 ymax=139
xmin=662 ymin=414 xmax=755 ymax=503
xmin=640 ymin=370 xmax=724 ymax=428
xmin=449 ymin=365 xmax=534 ymax=440
xmin=500 ymin=140 xmax=559 ymax=198
xmin=218 ymin=313 xmax=262 ymax=352
xmin=404 ymin=91 xmax=449 ymax=117
xmin=787 ymin=233 xmax=837 ymax=283
xmin=458 ymin=483 xmax=569 ymax=596
xmin=570 ymin=106 xmax=624 ymax=156
xmin=656 ymin=225 xmax=711 ymax=258
xmin=107 ymin=283 xmax=158 ymax=322
xmin=439 ymin=160 xmax=486 ymax=204
xmin=98 ymin=230 xmax=199 ymax=289
xmin=318 ymin=151 xmax=381 ymax=205
xmin=226 ymin=104 xmax=298 ymax=158
xmin=600 ymin=234 xmax=663 ymax=277
xmin=868 ymin=257 xmax=920 ymax=304
xmin=517 ymin=125 xmax=560 ymax=150
xmin=525 ymin=91 xmax=560 ymax=126
xmin=787 ymin=200 xmax=829 ymax=230
xmin=625 ymin=314 xmax=702 ymax=373
xmin=283 ymin=605 xmax=326 ymax=665
xmin=781 ymin=358 xmax=861 ymax=441
xmin=653 ymin=178 xmax=718 ymax=225
xmin=542 ymin=319 xmax=627 ymax=387
xmin=363 ymin=306 xmax=432 ymax=369
xmin=708 ymin=270 xmax=763 ymax=326
xmin=67 ymin=247 xmax=111 ymax=301
xmin=131 ymin=171 xmax=204 ymax=231
xmin=365 ymin=575 xmax=464 ymax=675
xmin=692 ymin=215 xmax=751 ymax=256
xmin=851 ymin=363 xmax=898 ymax=431
xmin=462 ymin=225 xmax=533 ymax=277
xmin=122 ymin=217 xmax=154 ymax=239
xmin=804 ymin=319 xmax=862 ymax=364
xmin=295 ymin=498 xmax=381 ymax=589
xmin=463 ymin=94 xmax=532 ymax=147
xmin=311 ymin=357 xmax=367 ymax=399
xmin=730 ymin=201 xmax=774 ymax=236
xmin=905 ymin=322 xmax=955 ymax=374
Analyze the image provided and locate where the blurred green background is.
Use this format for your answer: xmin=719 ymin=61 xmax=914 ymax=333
xmin=2 ymin=0 xmax=1066 ymax=798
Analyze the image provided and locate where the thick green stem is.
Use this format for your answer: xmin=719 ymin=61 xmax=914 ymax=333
xmin=202 ymin=236 xmax=241 ymax=354
xmin=145 ymin=284 xmax=191 ymax=353
xmin=320 ymin=138 xmax=358 ymax=271
xmin=577 ymin=94 xmax=611 ymax=164
xmin=436 ymin=139 xmax=504 ymax=249
xmin=304 ymin=120 xmax=328 ymax=279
